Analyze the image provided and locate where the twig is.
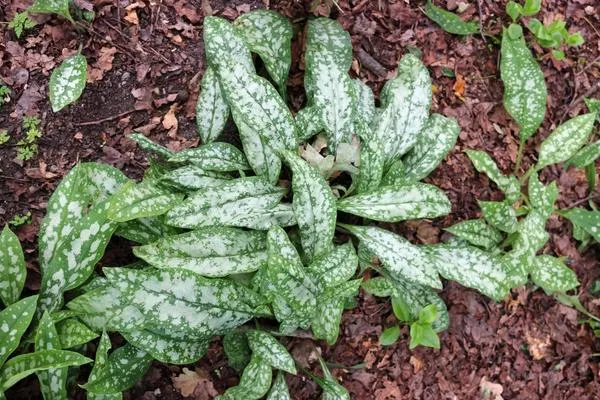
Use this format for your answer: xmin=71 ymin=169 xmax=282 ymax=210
xmin=356 ymin=47 xmax=387 ymax=77
xmin=563 ymin=194 xmax=600 ymax=210
xmin=73 ymin=109 xmax=137 ymax=126
xmin=101 ymin=19 xmax=171 ymax=64
xmin=576 ymin=54 xmax=600 ymax=76
xmin=476 ymin=0 xmax=485 ymax=41
xmin=0 ymin=175 xmax=29 ymax=183
xmin=558 ymin=81 xmax=600 ymax=123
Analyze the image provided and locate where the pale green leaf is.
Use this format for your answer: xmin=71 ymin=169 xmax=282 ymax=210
xmin=338 ymin=183 xmax=451 ymax=222
xmin=361 ymin=277 xmax=394 ymax=297
xmin=530 ymin=255 xmax=579 ymax=294
xmin=107 ymin=180 xmax=184 ymax=222
xmin=123 ymin=328 xmax=209 ymax=365
xmin=160 ymin=164 xmax=231 ymax=191
xmin=282 ymin=151 xmax=336 ymax=262
xmin=424 ymin=0 xmax=478 ymax=35
xmin=562 ymin=208 xmax=600 ymax=242
xmin=267 ymin=372 xmax=291 ymax=400
xmin=133 ymin=227 xmax=267 ymax=277
xmin=356 ymin=125 xmax=384 ymax=194
xmin=49 ymin=54 xmax=87 ymax=112
xmin=478 ymin=200 xmax=519 ymax=233
xmin=379 ymin=326 xmax=401 ymax=346
xmin=380 ymin=158 xmax=404 ymax=187
xmin=340 ymin=225 xmax=442 ymax=289
xmin=35 ymin=312 xmax=67 ymax=400
xmin=247 ymin=330 xmax=296 ymax=374
xmin=564 ymin=141 xmax=600 ymax=169
xmin=445 ymin=219 xmax=503 ymax=249
xmin=128 ymin=133 xmax=174 ymax=159
xmin=218 ymin=354 xmax=272 ymax=400
xmin=0 ymin=295 xmax=37 ymax=367
xmin=500 ymin=28 xmax=547 ymax=141
xmin=196 ymin=67 xmax=230 ymax=143
xmin=225 ymin=203 xmax=296 ymax=230
xmin=527 ymin=172 xmax=557 ymax=218
xmin=169 ymin=142 xmax=251 ymax=172
xmin=465 ymin=150 xmax=520 ymax=203
xmin=388 ymin=277 xmax=449 ymax=331
xmin=203 ymin=16 xmax=254 ymax=72
xmin=312 ymin=279 xmax=361 ymax=344
xmin=307 ymin=242 xmax=357 ymax=292
xmin=0 ymin=225 xmax=26 ymax=306
xmin=55 ymin=318 xmax=99 ymax=348
xmin=353 ymin=79 xmax=375 ymax=126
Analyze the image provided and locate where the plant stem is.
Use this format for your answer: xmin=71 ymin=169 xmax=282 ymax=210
xmin=514 ymin=139 xmax=525 ymax=175
xmin=519 ymin=166 xmax=536 ymax=185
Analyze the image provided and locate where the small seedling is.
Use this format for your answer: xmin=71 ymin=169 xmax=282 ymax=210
xmin=17 ymin=116 xmax=42 ymax=161
xmin=0 ymin=129 xmax=9 ymax=145
xmin=8 ymin=12 xmax=36 ymax=38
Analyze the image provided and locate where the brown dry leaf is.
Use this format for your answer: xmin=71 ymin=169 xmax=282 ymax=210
xmin=172 ymin=368 xmax=218 ymax=399
xmin=124 ymin=2 xmax=145 ymax=25
xmin=409 ymin=355 xmax=423 ymax=372
xmin=453 ymin=73 xmax=466 ymax=100
xmin=88 ymin=47 xmax=117 ymax=82
xmin=480 ymin=377 xmax=503 ymax=400
xmin=374 ymin=379 xmax=402 ymax=400
xmin=201 ymin=0 xmax=213 ymax=16
xmin=162 ymin=104 xmax=179 ymax=137
xmin=525 ymin=331 xmax=551 ymax=360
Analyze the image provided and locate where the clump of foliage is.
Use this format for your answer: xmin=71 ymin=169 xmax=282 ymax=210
xmin=8 ymin=12 xmax=36 ymax=38
xmin=0 ymin=130 xmax=9 ymax=145
xmin=8 ymin=212 xmax=32 ymax=227
xmin=16 ymin=116 xmax=42 ymax=161
xmin=0 ymin=9 xmax=592 ymax=400
xmin=0 ymin=85 xmax=11 ymax=107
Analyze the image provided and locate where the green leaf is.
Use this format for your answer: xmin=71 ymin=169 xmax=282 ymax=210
xmin=478 ymin=200 xmax=519 ymax=233
xmin=444 ymin=219 xmax=503 ymax=249
xmin=304 ymin=18 xmax=356 ymax=152
xmin=585 ymin=97 xmax=600 ymax=114
xmin=564 ymin=141 xmax=600 ymax=169
xmin=233 ymin=9 xmax=293 ymax=95
xmin=203 ymin=16 xmax=254 ymax=73
xmin=196 ymin=67 xmax=230 ymax=143
xmin=35 ymin=312 xmax=67 ymax=400
xmin=123 ymin=328 xmax=209 ymax=365
xmin=527 ymin=172 xmax=558 ymax=218
xmin=530 ymin=255 xmax=579 ymax=294
xmin=522 ymin=0 xmax=541 ymax=16
xmin=312 ymin=279 xmax=361 ymax=344
xmin=49 ymin=54 xmax=87 ymax=112
xmin=551 ymin=50 xmax=565 ymax=60
xmin=104 ymin=267 xmax=269 ymax=336
xmin=418 ymin=304 xmax=438 ymax=324
xmin=562 ymin=208 xmax=600 ymax=242
xmin=565 ymin=32 xmax=584 ymax=47
xmin=380 ymin=158 xmax=404 ymax=187
xmin=55 ymin=318 xmax=99 ymax=348
xmin=585 ymin=163 xmax=596 ymax=193
xmin=247 ymin=330 xmax=296 ymax=374
xmin=514 ymin=210 xmax=549 ymax=257
xmin=225 ymin=203 xmax=296 ymax=230
xmin=506 ymin=1 xmax=523 ymax=21
xmin=500 ymin=27 xmax=547 ymax=141
xmin=133 ymin=227 xmax=267 ymax=277
xmin=117 ymin=216 xmax=180 ymax=245
xmin=375 ymin=53 xmax=431 ymax=162
xmin=87 ymin=332 xmax=122 ymax=400
xmin=0 ymin=350 xmax=90 ymax=391
xmin=169 ymin=142 xmax=251 ymax=172
xmin=282 ymin=151 xmax=336 ymax=263
xmin=361 ymin=277 xmax=394 ymax=297
xmin=159 ymin=164 xmax=231 ymax=191
xmin=295 ymin=106 xmax=324 ymax=142
xmin=424 ymin=0 xmax=478 ymax=35
xmin=424 ymin=242 xmax=509 ymax=301
xmin=82 ymin=345 xmax=152 ymax=394
xmin=28 ymin=0 xmax=73 ymax=23
xmin=165 ymin=177 xmax=285 ymax=229
xmin=107 ymin=180 xmax=183 ymax=222
xmin=409 ymin=322 xmax=440 ymax=349
xmin=306 ymin=242 xmax=357 ymax=292
xmin=465 ymin=150 xmax=520 ymax=203
xmin=537 ymin=113 xmax=597 ymax=169
xmin=267 ymin=372 xmax=291 ymax=400
xmin=356 ymin=128 xmax=384 ymax=194
xmin=223 ymin=331 xmax=251 ymax=372
xmin=391 ymin=296 xmax=412 ymax=322
xmin=0 ymin=295 xmax=37 ymax=367
xmin=128 ymin=133 xmax=174 ymax=159
xmin=340 ymin=225 xmax=442 ymax=289
xmin=218 ymin=354 xmax=272 ymax=400
xmin=0 ymin=225 xmax=26 ymax=306
xmin=314 ymin=358 xmax=349 ymax=400
xmin=379 ymin=326 xmax=401 ymax=346
xmin=337 ymin=183 xmax=451 ymax=222
xmin=353 ymin=80 xmax=375 ymax=126
xmin=399 ymin=114 xmax=460 ymax=183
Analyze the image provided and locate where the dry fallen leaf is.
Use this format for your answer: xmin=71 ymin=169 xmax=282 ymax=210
xmin=480 ymin=376 xmax=503 ymax=400
xmin=525 ymin=331 xmax=551 ymax=360
xmin=162 ymin=104 xmax=179 ymax=137
xmin=453 ymin=73 xmax=466 ymax=100
xmin=88 ymin=47 xmax=117 ymax=82
xmin=409 ymin=355 xmax=423 ymax=372
xmin=172 ymin=368 xmax=218 ymax=399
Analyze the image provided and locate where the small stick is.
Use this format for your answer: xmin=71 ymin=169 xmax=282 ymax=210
xmin=73 ymin=109 xmax=137 ymax=126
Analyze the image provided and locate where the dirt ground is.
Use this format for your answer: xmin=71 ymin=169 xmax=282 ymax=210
xmin=1 ymin=0 xmax=599 ymax=399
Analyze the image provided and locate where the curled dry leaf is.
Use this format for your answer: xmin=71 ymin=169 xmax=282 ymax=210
xmin=172 ymin=368 xmax=218 ymax=398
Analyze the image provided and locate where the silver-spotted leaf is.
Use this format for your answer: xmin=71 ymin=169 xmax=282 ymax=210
xmin=108 ymin=180 xmax=184 ymax=222
xmin=169 ymin=142 xmax=251 ymax=172
xmin=445 ymin=219 xmax=503 ymax=249
xmin=527 ymin=172 xmax=558 ymax=218
xmin=128 ymin=133 xmax=174 ymax=159
xmin=87 ymin=332 xmax=122 ymax=400
xmin=204 ymin=17 xmax=254 ymax=72
xmin=218 ymin=354 xmax=272 ymax=400
xmin=537 ymin=113 xmax=597 ymax=169
xmin=400 ymin=114 xmax=460 ymax=183
xmin=123 ymin=328 xmax=209 ymax=365
xmin=223 ymin=331 xmax=251 ymax=373
xmin=356 ymin=125 xmax=384 ymax=194
xmin=35 ymin=312 xmax=67 ymax=400
xmin=361 ymin=277 xmax=395 ymax=297
xmin=530 ymin=255 xmax=579 ymax=294
xmin=267 ymin=372 xmax=291 ymax=400
xmin=55 ymin=318 xmax=99 ymax=348
xmin=337 ymin=183 xmax=451 ymax=222
xmin=511 ymin=210 xmax=549 ymax=262
xmin=226 ymin=203 xmax=296 ymax=230
xmin=340 ymin=225 xmax=442 ymax=289
xmin=0 ymin=225 xmax=26 ymax=306
xmin=466 ymin=150 xmax=520 ymax=203
xmin=500 ymin=28 xmax=547 ymax=141
xmin=196 ymin=67 xmax=230 ymax=143
xmin=160 ymin=165 xmax=231 ymax=191
xmin=0 ymin=295 xmax=37 ymax=367
xmin=294 ymin=106 xmax=324 ymax=142
xmin=354 ymin=79 xmax=375 ymax=126
xmin=282 ymin=151 xmax=336 ymax=262
xmin=116 ymin=217 xmax=181 ymax=245
xmin=315 ymin=358 xmax=350 ymax=400
xmin=28 ymin=0 xmax=73 ymax=22
xmin=307 ymin=242 xmax=357 ymax=292
xmin=564 ymin=141 xmax=600 ymax=169
xmin=562 ymin=208 xmax=600 ymax=242
xmin=478 ymin=200 xmax=519 ymax=233
xmin=133 ymin=227 xmax=267 ymax=277
xmin=424 ymin=0 xmax=478 ymax=35
xmin=380 ymin=158 xmax=404 ymax=187
xmin=49 ymin=54 xmax=87 ymax=112
xmin=246 ymin=330 xmax=296 ymax=374
xmin=312 ymin=279 xmax=361 ymax=344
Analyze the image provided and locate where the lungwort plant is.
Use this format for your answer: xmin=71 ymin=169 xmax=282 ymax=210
xmin=0 ymin=10 xmax=589 ymax=399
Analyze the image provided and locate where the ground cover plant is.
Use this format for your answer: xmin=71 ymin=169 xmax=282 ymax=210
xmin=0 ymin=1 xmax=599 ymax=399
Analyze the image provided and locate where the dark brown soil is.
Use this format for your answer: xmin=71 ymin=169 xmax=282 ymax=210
xmin=1 ymin=0 xmax=599 ymax=399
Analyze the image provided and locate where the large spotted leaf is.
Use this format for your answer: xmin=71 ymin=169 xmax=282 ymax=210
xmin=478 ymin=200 xmax=519 ymax=233
xmin=530 ymin=255 xmax=579 ymax=294
xmin=35 ymin=312 xmax=67 ymax=400
xmin=169 ymin=142 xmax=251 ymax=172
xmin=0 ymin=350 xmax=91 ymax=392
xmin=356 ymin=123 xmax=384 ymax=194
xmin=536 ymin=113 xmax=597 ymax=169
xmin=28 ymin=0 xmax=73 ymax=22
xmin=165 ymin=177 xmax=285 ymax=229
xmin=444 ymin=219 xmax=503 ymax=249
xmin=104 ymin=267 xmax=270 ymax=337
xmin=465 ymin=150 xmax=520 ymax=203
xmin=340 ymin=225 xmax=442 ymax=289
xmin=374 ymin=53 xmax=431 ymax=162
xmin=314 ymin=358 xmax=350 ymax=400
xmin=234 ymin=9 xmax=293 ymax=95
xmin=133 ymin=227 xmax=267 ymax=277
xmin=500 ymin=27 xmax=547 ymax=141
xmin=122 ymin=328 xmax=209 ymax=365
xmin=116 ymin=216 xmax=181 ymax=245
xmin=160 ymin=164 xmax=231 ymax=191
xmin=511 ymin=210 xmax=549 ymax=263
xmin=0 ymin=225 xmax=26 ymax=306
xmin=561 ymin=208 xmax=600 ymax=242
xmin=527 ymin=172 xmax=558 ymax=219
xmin=217 ymin=354 xmax=272 ymax=400
xmin=128 ymin=133 xmax=174 ymax=159
xmin=307 ymin=242 xmax=358 ymax=292
xmin=424 ymin=242 xmax=509 ymax=301
xmin=312 ymin=279 xmax=361 ymax=344
xmin=107 ymin=180 xmax=184 ymax=222
xmin=204 ymin=16 xmax=254 ymax=72
xmin=49 ymin=54 xmax=86 ymax=112
xmin=399 ymin=114 xmax=460 ymax=183
xmin=0 ymin=295 xmax=37 ymax=367
xmin=267 ymin=372 xmax=291 ymax=400
xmin=196 ymin=67 xmax=230 ymax=143
xmin=55 ymin=318 xmax=99 ymax=349
xmin=82 ymin=345 xmax=152 ymax=395
xmin=225 ymin=203 xmax=296 ymax=230
xmin=282 ymin=151 xmax=336 ymax=262
xmin=294 ymin=106 xmax=324 ymax=142
xmin=565 ymin=141 xmax=600 ymax=169
xmin=86 ymin=332 xmax=122 ymax=400
xmin=304 ymin=18 xmax=355 ymax=152
xmin=380 ymin=158 xmax=404 ymax=187
xmin=424 ymin=0 xmax=478 ymax=35
xmin=337 ymin=183 xmax=451 ymax=222
xmin=223 ymin=331 xmax=251 ymax=373
xmin=246 ymin=330 xmax=296 ymax=374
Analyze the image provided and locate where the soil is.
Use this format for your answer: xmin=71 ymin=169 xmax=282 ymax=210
xmin=1 ymin=0 xmax=599 ymax=399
